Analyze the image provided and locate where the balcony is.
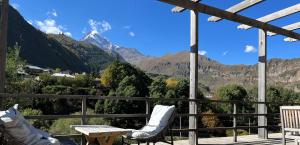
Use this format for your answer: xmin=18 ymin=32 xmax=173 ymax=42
xmin=0 ymin=93 xmax=294 ymax=145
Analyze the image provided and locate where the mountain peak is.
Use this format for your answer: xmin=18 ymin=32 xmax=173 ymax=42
xmin=82 ymin=31 xmax=152 ymax=64
xmin=83 ymin=31 xmax=116 ymax=51
xmin=83 ymin=30 xmax=99 ymax=40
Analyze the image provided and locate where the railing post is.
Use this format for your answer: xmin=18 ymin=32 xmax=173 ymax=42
xmin=233 ymin=102 xmax=237 ymax=142
xmin=81 ymin=96 xmax=87 ymax=145
xmin=145 ymin=98 xmax=150 ymax=124
xmin=180 ymin=116 xmax=182 ymax=138
xmin=0 ymin=0 xmax=9 ymax=110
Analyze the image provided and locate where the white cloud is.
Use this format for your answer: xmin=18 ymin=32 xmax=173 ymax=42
xmin=244 ymin=45 xmax=257 ymax=53
xmin=11 ymin=3 xmax=20 ymax=10
xmin=47 ymin=9 xmax=58 ymax=17
xmin=222 ymin=51 xmax=228 ymax=56
xmin=199 ymin=50 xmax=207 ymax=56
xmin=35 ymin=19 xmax=67 ymax=35
xmin=129 ymin=32 xmax=135 ymax=37
xmin=64 ymin=32 xmax=72 ymax=37
xmin=88 ymin=19 xmax=112 ymax=34
xmin=284 ymin=37 xmax=297 ymax=42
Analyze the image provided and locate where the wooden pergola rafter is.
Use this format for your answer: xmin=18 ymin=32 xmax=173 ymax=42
xmin=158 ymin=0 xmax=300 ymax=145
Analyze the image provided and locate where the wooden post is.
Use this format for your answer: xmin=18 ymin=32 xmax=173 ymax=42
xmin=233 ymin=102 xmax=237 ymax=142
xmin=258 ymin=29 xmax=268 ymax=139
xmin=0 ymin=0 xmax=9 ymax=109
xmin=189 ymin=8 xmax=198 ymax=145
xmin=145 ymin=98 xmax=150 ymax=124
xmin=81 ymin=96 xmax=87 ymax=145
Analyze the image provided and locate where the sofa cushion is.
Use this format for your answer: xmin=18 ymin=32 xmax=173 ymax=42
xmin=0 ymin=104 xmax=61 ymax=145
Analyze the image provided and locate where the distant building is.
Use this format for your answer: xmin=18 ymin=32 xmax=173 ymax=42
xmin=52 ymin=73 xmax=75 ymax=78
xmin=205 ymin=95 xmax=213 ymax=99
xmin=24 ymin=65 xmax=50 ymax=75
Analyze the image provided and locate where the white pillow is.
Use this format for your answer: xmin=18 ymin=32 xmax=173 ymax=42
xmin=131 ymin=105 xmax=175 ymax=138
xmin=0 ymin=104 xmax=61 ymax=145
xmin=148 ymin=105 xmax=175 ymax=128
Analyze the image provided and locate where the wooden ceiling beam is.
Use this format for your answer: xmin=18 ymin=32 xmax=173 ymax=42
xmin=171 ymin=0 xmax=200 ymax=13
xmin=238 ymin=3 xmax=300 ymax=29
xmin=208 ymin=0 xmax=264 ymax=22
xmin=158 ymin=0 xmax=300 ymax=40
xmin=268 ymin=22 xmax=300 ymax=36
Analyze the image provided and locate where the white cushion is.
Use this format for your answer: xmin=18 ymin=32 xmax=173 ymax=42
xmin=130 ymin=105 xmax=175 ymax=138
xmin=0 ymin=104 xmax=61 ymax=145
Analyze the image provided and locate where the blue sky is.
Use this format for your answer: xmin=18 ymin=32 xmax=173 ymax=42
xmin=10 ymin=0 xmax=300 ymax=65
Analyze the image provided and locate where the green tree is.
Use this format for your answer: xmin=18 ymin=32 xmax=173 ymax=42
xmin=100 ymin=61 xmax=150 ymax=92
xmin=116 ymin=75 xmax=139 ymax=97
xmin=267 ymin=86 xmax=298 ymax=113
xmin=5 ymin=44 xmax=26 ymax=93
xmin=149 ymin=76 xmax=167 ymax=98
xmin=216 ymin=84 xmax=248 ymax=113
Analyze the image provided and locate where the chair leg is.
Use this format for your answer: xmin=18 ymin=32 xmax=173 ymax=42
xmin=282 ymin=131 xmax=286 ymax=145
xmin=171 ymin=130 xmax=174 ymax=145
xmin=122 ymin=137 xmax=124 ymax=145
xmin=138 ymin=141 xmax=140 ymax=145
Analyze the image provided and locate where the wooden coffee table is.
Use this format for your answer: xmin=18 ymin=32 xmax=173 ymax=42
xmin=71 ymin=125 xmax=132 ymax=145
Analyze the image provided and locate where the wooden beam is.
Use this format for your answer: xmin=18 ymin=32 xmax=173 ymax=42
xmin=258 ymin=29 xmax=268 ymax=139
xmin=0 ymin=0 xmax=9 ymax=109
xmin=208 ymin=0 xmax=264 ymax=22
xmin=172 ymin=0 xmax=200 ymax=13
xmin=238 ymin=4 xmax=300 ymax=29
xmin=158 ymin=0 xmax=300 ymax=40
xmin=268 ymin=22 xmax=300 ymax=36
xmin=189 ymin=8 xmax=198 ymax=145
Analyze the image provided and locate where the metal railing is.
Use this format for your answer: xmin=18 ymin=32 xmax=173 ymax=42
xmin=0 ymin=93 xmax=295 ymax=144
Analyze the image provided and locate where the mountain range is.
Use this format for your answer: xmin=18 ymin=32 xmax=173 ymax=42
xmin=5 ymin=6 xmax=300 ymax=92
xmin=136 ymin=52 xmax=300 ymax=91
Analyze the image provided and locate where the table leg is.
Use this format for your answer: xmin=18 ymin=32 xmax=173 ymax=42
xmin=97 ymin=135 xmax=117 ymax=145
xmin=85 ymin=135 xmax=97 ymax=145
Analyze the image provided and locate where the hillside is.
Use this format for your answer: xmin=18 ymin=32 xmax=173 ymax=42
xmin=136 ymin=51 xmax=300 ymax=91
xmin=6 ymin=6 xmax=88 ymax=72
xmin=48 ymin=34 xmax=115 ymax=72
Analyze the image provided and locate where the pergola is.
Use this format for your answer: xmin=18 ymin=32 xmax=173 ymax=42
xmin=158 ymin=0 xmax=300 ymax=145
xmin=0 ymin=0 xmax=299 ymax=145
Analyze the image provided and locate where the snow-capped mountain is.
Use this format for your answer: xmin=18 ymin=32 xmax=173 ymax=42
xmin=83 ymin=31 xmax=119 ymax=51
xmin=83 ymin=31 xmax=153 ymax=64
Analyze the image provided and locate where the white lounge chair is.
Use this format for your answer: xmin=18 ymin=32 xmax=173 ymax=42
xmin=122 ymin=105 xmax=176 ymax=145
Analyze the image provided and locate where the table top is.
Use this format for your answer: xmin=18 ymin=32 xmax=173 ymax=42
xmin=71 ymin=125 xmax=132 ymax=137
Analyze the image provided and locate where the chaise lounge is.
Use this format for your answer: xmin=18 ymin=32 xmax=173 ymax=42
xmin=122 ymin=105 xmax=176 ymax=145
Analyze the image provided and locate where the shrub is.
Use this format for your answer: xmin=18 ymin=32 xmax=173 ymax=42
xmin=49 ymin=109 xmax=109 ymax=135
xmin=201 ymin=109 xmax=221 ymax=128
xmin=21 ymin=108 xmax=50 ymax=130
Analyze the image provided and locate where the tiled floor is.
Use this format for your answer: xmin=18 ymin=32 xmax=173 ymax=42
xmin=134 ymin=133 xmax=294 ymax=145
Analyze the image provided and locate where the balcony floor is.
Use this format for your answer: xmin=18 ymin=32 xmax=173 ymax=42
xmin=135 ymin=133 xmax=294 ymax=145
